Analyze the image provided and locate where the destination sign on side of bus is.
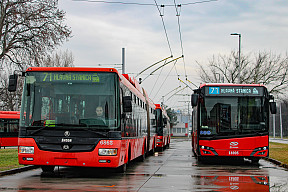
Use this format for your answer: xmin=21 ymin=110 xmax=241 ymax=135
xmin=205 ymin=86 xmax=264 ymax=96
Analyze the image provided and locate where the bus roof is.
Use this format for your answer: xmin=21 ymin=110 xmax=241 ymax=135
xmin=26 ymin=67 xmax=118 ymax=73
xmin=155 ymin=104 xmax=161 ymax=109
xmin=0 ymin=111 xmax=20 ymax=119
xmin=155 ymin=104 xmax=169 ymax=120
xmin=200 ymin=83 xmax=265 ymax=88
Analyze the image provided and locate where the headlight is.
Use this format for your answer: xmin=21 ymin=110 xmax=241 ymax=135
xmin=98 ymin=148 xmax=117 ymax=156
xmin=256 ymin=146 xmax=268 ymax=151
xmin=201 ymin=145 xmax=210 ymax=150
xmin=19 ymin=146 xmax=34 ymax=154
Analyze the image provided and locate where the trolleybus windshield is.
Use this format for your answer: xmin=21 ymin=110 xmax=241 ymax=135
xmin=199 ymin=96 xmax=269 ymax=137
xmin=20 ymin=71 xmax=119 ymax=134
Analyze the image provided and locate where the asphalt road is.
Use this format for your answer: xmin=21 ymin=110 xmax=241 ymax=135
xmin=1 ymin=138 xmax=288 ymax=191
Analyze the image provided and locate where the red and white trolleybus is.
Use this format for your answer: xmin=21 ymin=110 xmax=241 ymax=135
xmin=191 ymin=83 xmax=276 ymax=163
xmin=8 ymin=67 xmax=157 ymax=172
xmin=0 ymin=111 xmax=20 ymax=148
xmin=155 ymin=104 xmax=171 ymax=151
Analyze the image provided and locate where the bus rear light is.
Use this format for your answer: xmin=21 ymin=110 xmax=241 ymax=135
xmin=98 ymin=148 xmax=117 ymax=156
xmin=19 ymin=146 xmax=34 ymax=154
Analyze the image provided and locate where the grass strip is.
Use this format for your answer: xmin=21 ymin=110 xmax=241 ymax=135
xmin=0 ymin=148 xmax=24 ymax=171
xmin=269 ymin=142 xmax=288 ymax=165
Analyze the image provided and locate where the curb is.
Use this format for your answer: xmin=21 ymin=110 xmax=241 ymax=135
xmin=264 ymin=157 xmax=288 ymax=169
xmin=0 ymin=165 xmax=39 ymax=177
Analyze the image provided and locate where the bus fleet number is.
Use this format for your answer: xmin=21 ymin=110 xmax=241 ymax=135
xmin=100 ymin=140 xmax=113 ymax=145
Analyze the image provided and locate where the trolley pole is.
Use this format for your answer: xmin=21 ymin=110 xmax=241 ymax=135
xmin=230 ymin=33 xmax=241 ymax=83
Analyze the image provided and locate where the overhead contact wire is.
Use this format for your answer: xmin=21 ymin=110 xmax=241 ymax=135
xmin=150 ymin=60 xmax=167 ymax=96
xmin=154 ymin=0 xmax=173 ymax=57
xmin=73 ymin=0 xmax=218 ymax=6
xmin=173 ymin=0 xmax=187 ymax=80
xmin=153 ymin=59 xmax=179 ymax=100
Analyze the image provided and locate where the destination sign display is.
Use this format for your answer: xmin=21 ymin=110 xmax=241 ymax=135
xmin=205 ymin=86 xmax=264 ymax=96
xmin=40 ymin=72 xmax=100 ymax=83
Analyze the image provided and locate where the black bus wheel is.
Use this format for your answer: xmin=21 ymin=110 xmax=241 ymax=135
xmin=117 ymin=163 xmax=127 ymax=173
xmin=139 ymin=151 xmax=146 ymax=162
xmin=251 ymin=158 xmax=260 ymax=164
xmin=41 ymin=165 xmax=55 ymax=173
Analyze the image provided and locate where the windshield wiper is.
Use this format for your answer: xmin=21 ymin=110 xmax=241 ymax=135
xmin=28 ymin=123 xmax=85 ymax=135
xmin=79 ymin=128 xmax=108 ymax=137
xmin=29 ymin=125 xmax=109 ymax=137
xmin=29 ymin=126 xmax=57 ymax=136
xmin=242 ymin=130 xmax=265 ymax=135
xmin=87 ymin=124 xmax=108 ymax=128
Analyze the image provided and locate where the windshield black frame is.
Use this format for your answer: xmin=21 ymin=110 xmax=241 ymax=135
xmin=20 ymin=71 xmax=120 ymax=135
xmin=199 ymin=96 xmax=269 ymax=137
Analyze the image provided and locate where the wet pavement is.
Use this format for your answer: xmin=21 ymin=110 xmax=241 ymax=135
xmin=1 ymin=138 xmax=288 ymax=191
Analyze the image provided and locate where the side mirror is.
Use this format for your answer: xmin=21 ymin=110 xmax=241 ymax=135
xmin=163 ymin=117 xmax=168 ymax=125
xmin=8 ymin=74 xmax=18 ymax=92
xmin=191 ymin=94 xmax=199 ymax=107
xmin=123 ymin=96 xmax=132 ymax=112
xmin=270 ymin=102 xmax=277 ymax=114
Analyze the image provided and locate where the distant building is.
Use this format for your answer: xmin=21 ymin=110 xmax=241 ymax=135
xmin=171 ymin=111 xmax=191 ymax=137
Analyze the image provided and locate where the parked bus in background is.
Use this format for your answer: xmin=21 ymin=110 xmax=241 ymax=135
xmin=155 ymin=104 xmax=171 ymax=151
xmin=0 ymin=111 xmax=20 ymax=148
xmin=191 ymin=83 xmax=276 ymax=163
xmin=8 ymin=67 xmax=157 ymax=173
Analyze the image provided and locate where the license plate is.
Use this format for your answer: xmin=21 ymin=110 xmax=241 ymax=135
xmin=227 ymin=151 xmax=241 ymax=156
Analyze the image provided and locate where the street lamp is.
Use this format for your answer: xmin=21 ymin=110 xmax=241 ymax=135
xmin=230 ymin=33 xmax=241 ymax=82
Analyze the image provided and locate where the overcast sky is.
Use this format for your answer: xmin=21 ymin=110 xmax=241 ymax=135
xmin=58 ymin=0 xmax=288 ymax=112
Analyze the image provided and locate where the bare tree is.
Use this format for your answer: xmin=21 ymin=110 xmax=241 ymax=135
xmin=197 ymin=51 xmax=288 ymax=96
xmin=0 ymin=0 xmax=72 ymax=69
xmin=0 ymin=49 xmax=75 ymax=111
xmin=0 ymin=70 xmax=23 ymax=111
xmin=41 ymin=49 xmax=74 ymax=67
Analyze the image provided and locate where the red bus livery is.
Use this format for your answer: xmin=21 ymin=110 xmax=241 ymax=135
xmin=8 ymin=67 xmax=157 ymax=172
xmin=155 ymin=104 xmax=171 ymax=151
xmin=200 ymin=175 xmax=269 ymax=191
xmin=191 ymin=84 xmax=276 ymax=163
xmin=0 ymin=111 xmax=20 ymax=148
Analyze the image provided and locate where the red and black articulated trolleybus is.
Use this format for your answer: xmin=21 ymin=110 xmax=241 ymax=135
xmin=8 ymin=67 xmax=157 ymax=173
xmin=191 ymin=83 xmax=276 ymax=163
xmin=0 ymin=111 xmax=20 ymax=148
xmin=155 ymin=104 xmax=171 ymax=151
